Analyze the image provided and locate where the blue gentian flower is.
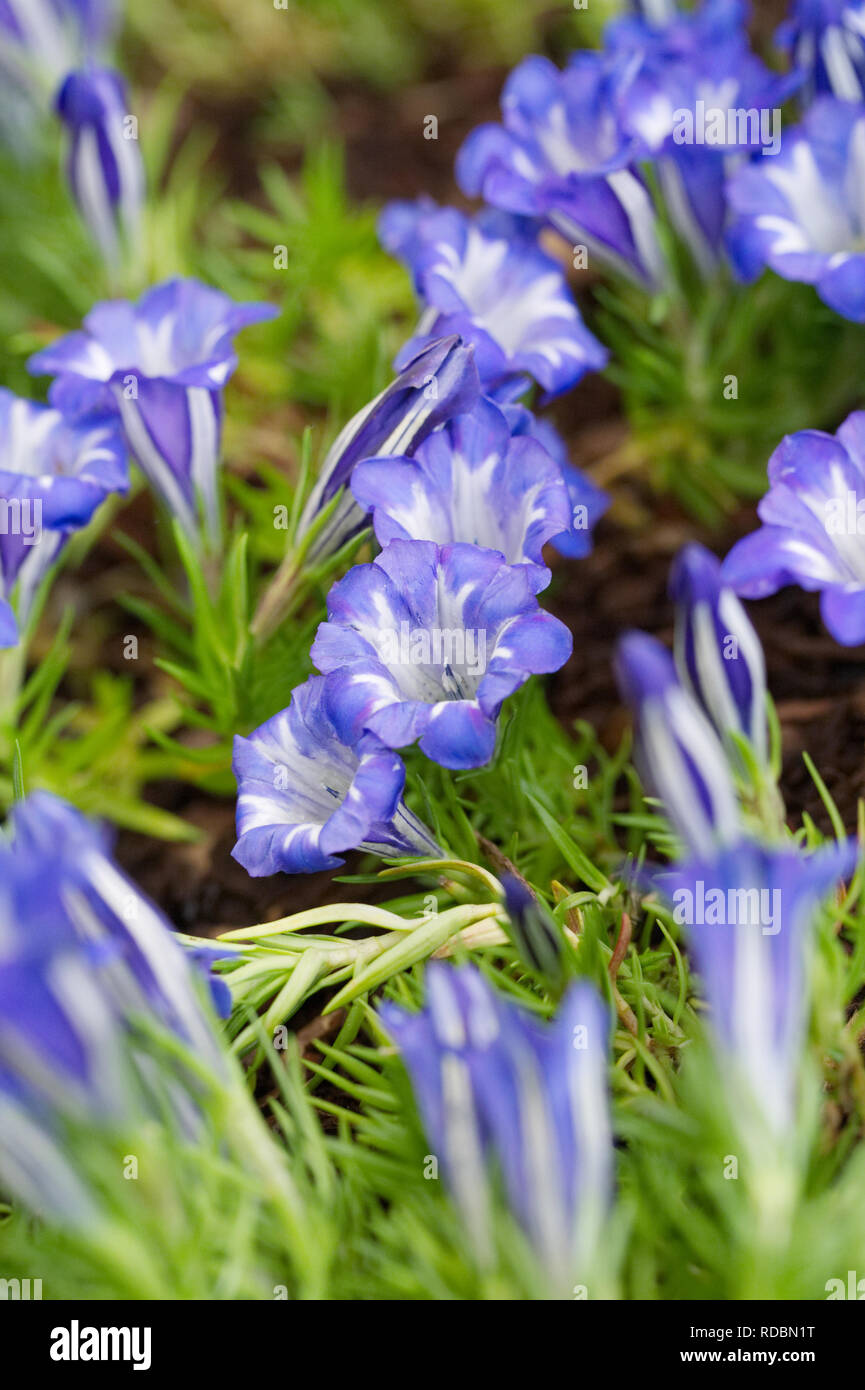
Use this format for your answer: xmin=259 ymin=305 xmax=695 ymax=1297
xmin=456 ymin=51 xmax=667 ymax=289
xmin=379 ymin=200 xmax=608 ymax=397
xmin=294 ymin=335 xmax=480 ymax=565
xmin=56 ymin=67 xmax=145 ymax=265
xmin=232 ymin=676 xmax=440 ymax=878
xmin=0 ymin=790 xmax=229 ymax=1222
xmin=349 ymin=396 xmax=573 ymax=591
xmin=726 ymin=98 xmax=865 ymax=322
xmin=777 ymin=0 xmax=865 ymax=101
xmin=0 ymin=1 xmax=114 ymax=154
xmin=28 ymin=278 xmax=278 ymax=545
xmin=380 ymin=964 xmax=612 ymax=1281
xmin=0 ymin=841 xmax=132 ymax=1122
xmin=605 ymin=0 xmax=791 ymax=271
xmin=8 ymin=791 xmax=231 ymax=1046
xmin=503 ymin=403 xmax=610 ymax=558
xmin=670 ymin=542 xmax=768 ymax=760
xmin=312 ymin=539 xmax=573 ymax=770
xmin=655 ymin=837 xmax=857 ymax=1136
xmin=723 ymin=412 xmax=865 ymax=645
xmin=615 ymin=629 xmax=742 ymax=856
xmin=0 ymin=385 xmax=127 ymax=646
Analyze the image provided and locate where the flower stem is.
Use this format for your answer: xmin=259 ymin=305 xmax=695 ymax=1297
xmin=0 ymin=643 xmax=25 ymax=740
xmin=251 ymin=552 xmax=303 ymax=643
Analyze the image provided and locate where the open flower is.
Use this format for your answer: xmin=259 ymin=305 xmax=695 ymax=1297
xmin=723 ymin=412 xmax=865 ymax=645
xmin=777 ymin=0 xmax=865 ymax=102
xmin=0 ymin=790 xmax=228 ymax=1224
xmin=28 ymin=278 xmax=278 ymax=545
xmin=349 ymin=396 xmax=573 ymax=590
xmin=312 ymin=540 xmax=573 ymax=770
xmin=615 ymin=629 xmax=742 ymax=856
xmin=293 ymin=334 xmax=480 ymax=566
xmin=0 ymin=386 xmax=127 ymax=646
xmin=56 ymin=66 xmax=145 ymax=265
xmin=379 ymin=201 xmax=608 ymax=397
xmin=670 ymin=542 xmax=768 ymax=759
xmin=232 ymin=676 xmax=440 ymax=877
xmin=380 ymin=963 xmax=612 ymax=1284
xmin=654 ymin=837 xmax=856 ymax=1139
xmin=605 ymin=0 xmax=791 ymax=271
xmin=456 ymin=51 xmax=666 ymax=288
xmin=726 ymin=98 xmax=865 ymax=322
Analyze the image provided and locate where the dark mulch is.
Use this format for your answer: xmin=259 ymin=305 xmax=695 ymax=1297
xmin=546 ymin=503 xmax=865 ymax=837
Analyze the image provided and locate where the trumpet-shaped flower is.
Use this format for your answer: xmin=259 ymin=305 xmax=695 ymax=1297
xmin=28 ymin=278 xmax=278 ymax=544
xmin=380 ymin=964 xmax=611 ymax=1281
xmin=232 ymin=676 xmax=440 ymax=877
xmin=294 ymin=335 xmax=480 ymax=565
xmin=615 ymin=629 xmax=742 ymax=856
xmin=723 ymin=412 xmax=865 ymax=645
xmin=379 ymin=201 xmax=608 ymax=397
xmin=0 ymin=386 xmax=127 ymax=646
xmin=777 ymin=1 xmax=865 ymax=102
xmin=655 ymin=837 xmax=856 ymax=1137
xmin=0 ymin=2 xmax=115 ymax=149
xmin=0 ymin=791 xmax=228 ymax=1223
xmin=349 ymin=397 xmax=573 ymax=590
xmin=56 ymin=67 xmax=145 ymax=264
xmin=312 ymin=540 xmax=573 ymax=770
xmin=605 ymin=1 xmax=791 ymax=269
xmin=8 ymin=791 xmax=230 ymax=1044
xmin=670 ymin=542 xmax=768 ymax=759
xmin=456 ymin=51 xmax=667 ymax=289
xmin=726 ymin=98 xmax=865 ymax=322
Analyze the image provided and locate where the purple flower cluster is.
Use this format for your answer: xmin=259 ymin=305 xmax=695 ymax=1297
xmin=446 ymin=0 xmax=865 ymax=320
xmin=616 ymin=543 xmax=855 ymax=1139
xmin=233 ymin=511 xmax=575 ymax=874
xmin=455 ymin=2 xmax=791 ymax=285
